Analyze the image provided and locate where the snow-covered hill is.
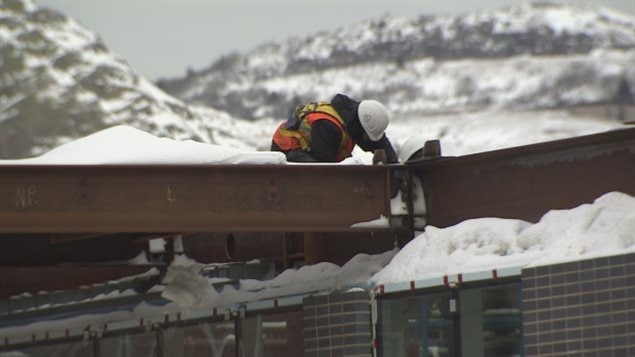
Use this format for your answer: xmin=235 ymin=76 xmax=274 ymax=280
xmin=0 ymin=0 xmax=261 ymax=159
xmin=1 ymin=0 xmax=634 ymax=159
xmin=158 ymin=2 xmax=635 ymax=120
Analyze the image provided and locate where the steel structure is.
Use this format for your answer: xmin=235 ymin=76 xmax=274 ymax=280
xmin=0 ymin=164 xmax=395 ymax=233
xmin=413 ymin=126 xmax=635 ymax=227
xmin=0 ymin=127 xmax=634 ymax=298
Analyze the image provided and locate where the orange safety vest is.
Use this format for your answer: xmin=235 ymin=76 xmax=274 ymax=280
xmin=272 ymin=103 xmax=355 ymax=161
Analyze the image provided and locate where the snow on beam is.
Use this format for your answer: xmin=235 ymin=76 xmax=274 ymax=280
xmin=0 ymin=164 xmax=395 ymax=233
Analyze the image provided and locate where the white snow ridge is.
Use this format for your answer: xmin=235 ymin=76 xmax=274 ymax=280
xmin=371 ymin=191 xmax=635 ymax=285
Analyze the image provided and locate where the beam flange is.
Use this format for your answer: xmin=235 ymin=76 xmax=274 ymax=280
xmin=411 ymin=127 xmax=635 ymax=227
xmin=0 ymin=164 xmax=394 ymax=233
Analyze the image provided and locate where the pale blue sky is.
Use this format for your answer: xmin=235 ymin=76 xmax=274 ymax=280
xmin=39 ymin=0 xmax=635 ymax=80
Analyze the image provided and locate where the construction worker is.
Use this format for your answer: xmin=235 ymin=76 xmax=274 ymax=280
xmin=271 ymin=94 xmax=398 ymax=163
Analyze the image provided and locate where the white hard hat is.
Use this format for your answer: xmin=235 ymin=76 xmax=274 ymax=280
xmin=358 ymin=100 xmax=389 ymax=141
xmin=398 ymin=135 xmax=426 ymax=163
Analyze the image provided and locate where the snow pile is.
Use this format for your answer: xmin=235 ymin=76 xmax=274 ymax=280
xmin=372 ymin=191 xmax=635 ymax=284
xmin=521 ymin=191 xmax=635 ymax=266
xmin=162 ymin=250 xmax=397 ymax=309
xmin=0 ymin=125 xmax=286 ymax=165
xmin=161 ymin=265 xmax=211 ymax=307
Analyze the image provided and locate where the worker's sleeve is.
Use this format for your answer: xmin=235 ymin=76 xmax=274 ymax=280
xmin=310 ymin=120 xmax=343 ymax=162
xmin=357 ymin=135 xmax=399 ymax=163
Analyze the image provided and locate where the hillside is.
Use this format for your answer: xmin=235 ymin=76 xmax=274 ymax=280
xmin=1 ymin=0 xmax=634 ymax=159
xmin=157 ymin=2 xmax=635 ymax=120
xmin=0 ymin=0 xmax=253 ymax=159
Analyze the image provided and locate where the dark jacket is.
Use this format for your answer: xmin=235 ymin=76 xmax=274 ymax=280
xmin=271 ymin=94 xmax=398 ymax=163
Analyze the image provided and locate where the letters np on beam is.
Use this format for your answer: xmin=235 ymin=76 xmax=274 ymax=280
xmin=0 ymin=164 xmax=394 ymax=233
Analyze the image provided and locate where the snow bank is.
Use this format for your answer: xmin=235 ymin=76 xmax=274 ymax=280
xmin=0 ymin=125 xmax=286 ymax=165
xmin=521 ymin=191 xmax=635 ymax=266
xmin=0 ymin=250 xmax=397 ymax=336
xmin=161 ymin=249 xmax=397 ymax=309
xmin=371 ymin=191 xmax=635 ymax=284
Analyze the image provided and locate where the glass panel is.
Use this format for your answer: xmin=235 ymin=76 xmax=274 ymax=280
xmin=240 ymin=310 xmax=304 ymax=357
xmin=481 ymin=284 xmax=522 ymax=357
xmin=99 ymin=332 xmax=157 ymax=357
xmin=2 ymin=340 xmax=93 ymax=357
xmin=378 ymin=296 xmax=422 ymax=356
xmin=379 ymin=293 xmax=455 ymax=357
xmin=459 ymin=283 xmax=522 ymax=357
xmin=425 ymin=293 xmax=455 ymax=356
xmin=161 ymin=321 xmax=236 ymax=357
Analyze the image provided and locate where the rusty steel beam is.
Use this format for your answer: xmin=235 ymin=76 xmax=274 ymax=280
xmin=0 ymin=266 xmax=156 ymax=299
xmin=0 ymin=164 xmax=394 ymax=233
xmin=411 ymin=127 xmax=635 ymax=228
xmin=0 ymin=233 xmax=145 ymax=265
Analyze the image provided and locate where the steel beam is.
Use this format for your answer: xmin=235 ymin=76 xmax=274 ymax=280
xmin=411 ymin=127 xmax=635 ymax=227
xmin=0 ymin=266 xmax=156 ymax=300
xmin=0 ymin=164 xmax=393 ymax=233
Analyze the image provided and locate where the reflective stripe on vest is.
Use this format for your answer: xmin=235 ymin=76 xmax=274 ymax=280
xmin=272 ymin=106 xmax=354 ymax=161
